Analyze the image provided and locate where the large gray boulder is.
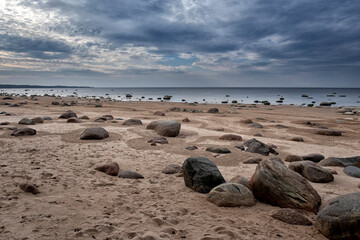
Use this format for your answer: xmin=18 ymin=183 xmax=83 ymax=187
xmin=146 ymin=120 xmax=181 ymax=137
xmin=182 ymin=157 xmax=225 ymax=193
xmin=207 ymin=108 xmax=219 ymax=113
xmin=288 ymin=161 xmax=334 ymax=183
xmin=207 ymin=183 xmax=256 ymax=207
xmin=242 ymin=138 xmax=278 ymax=156
xmin=249 ymin=159 xmax=321 ymax=212
xmin=80 ymin=127 xmax=109 ymax=140
xmin=319 ymin=156 xmax=360 ymax=168
xmin=315 ymin=192 xmax=360 ymax=240
xmin=31 ymin=117 xmax=44 ymax=124
xmin=206 ymin=147 xmax=231 ymax=154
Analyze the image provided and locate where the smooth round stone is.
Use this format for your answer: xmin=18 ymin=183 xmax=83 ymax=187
xmin=343 ymin=166 xmax=360 ymax=178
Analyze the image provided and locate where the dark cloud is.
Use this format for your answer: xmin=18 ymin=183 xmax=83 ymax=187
xmin=1 ymin=0 xmax=360 ymax=86
xmin=0 ymin=34 xmax=73 ymax=59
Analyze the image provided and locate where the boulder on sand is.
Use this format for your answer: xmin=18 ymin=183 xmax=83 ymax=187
xmin=241 ymin=138 xmax=278 ymax=156
xmin=207 ymin=108 xmax=219 ymax=113
xmin=146 ymin=120 xmax=181 ymax=137
xmin=288 ymin=161 xmax=334 ymax=183
xmin=206 ymin=147 xmax=231 ymax=154
xmin=59 ymin=110 xmax=77 ymax=119
xmin=315 ymin=129 xmax=342 ymax=136
xmin=80 ymin=127 xmax=109 ymax=140
xmin=343 ymin=166 xmax=360 ymax=178
xmin=207 ymin=183 xmax=256 ymax=207
xmin=315 ymin=192 xmax=360 ymax=240
xmin=319 ymin=156 xmax=360 ymax=168
xmin=119 ymin=170 xmax=144 ymax=179
xmin=31 ymin=117 xmax=44 ymax=124
xmin=122 ymin=119 xmax=142 ymax=126
xmin=182 ymin=157 xmax=225 ymax=193
xmin=219 ymin=134 xmax=242 ymax=141
xmin=162 ymin=164 xmax=182 ymax=174
xmin=11 ymin=128 xmax=36 ymax=136
xmin=272 ymin=209 xmax=312 ymax=226
xmin=249 ymin=159 xmax=321 ymax=212
xmin=95 ymin=162 xmax=119 ymax=176
xmin=285 ymin=155 xmax=303 ymax=162
xmin=18 ymin=118 xmax=35 ymax=125
xmin=302 ymin=153 xmax=324 ymax=162
xmin=67 ymin=117 xmax=82 ymax=123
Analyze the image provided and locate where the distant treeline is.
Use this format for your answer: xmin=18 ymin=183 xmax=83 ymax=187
xmin=0 ymin=84 xmax=91 ymax=88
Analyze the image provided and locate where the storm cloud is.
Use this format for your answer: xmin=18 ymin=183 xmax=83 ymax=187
xmin=0 ymin=0 xmax=359 ymax=87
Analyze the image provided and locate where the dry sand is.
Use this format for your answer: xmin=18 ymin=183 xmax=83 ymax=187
xmin=0 ymin=97 xmax=359 ymax=240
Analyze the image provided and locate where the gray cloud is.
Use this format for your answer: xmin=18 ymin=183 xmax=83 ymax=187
xmin=0 ymin=0 xmax=359 ymax=86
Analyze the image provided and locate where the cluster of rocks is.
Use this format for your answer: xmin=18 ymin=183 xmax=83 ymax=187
xmin=180 ymin=156 xmax=360 ymax=239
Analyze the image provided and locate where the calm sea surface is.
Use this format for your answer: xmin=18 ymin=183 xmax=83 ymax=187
xmin=1 ymin=88 xmax=360 ymax=107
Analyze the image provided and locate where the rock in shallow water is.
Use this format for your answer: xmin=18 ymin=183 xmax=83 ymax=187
xmin=182 ymin=157 xmax=225 ymax=193
xmin=315 ymin=192 xmax=360 ymax=240
xmin=207 ymin=183 xmax=256 ymax=207
xmin=249 ymin=158 xmax=321 ymax=213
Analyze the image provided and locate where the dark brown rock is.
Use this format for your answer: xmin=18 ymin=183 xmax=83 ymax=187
xmin=146 ymin=120 xmax=181 ymax=137
xmin=207 ymin=108 xmax=219 ymax=113
xmin=315 ymin=129 xmax=342 ymax=136
xmin=206 ymin=147 xmax=231 ymax=154
xmin=31 ymin=117 xmax=44 ymax=124
xmin=288 ymin=161 xmax=334 ymax=183
xmin=272 ymin=209 xmax=312 ymax=225
xmin=119 ymin=170 xmax=144 ymax=179
xmin=122 ymin=119 xmax=143 ymax=126
xmin=11 ymin=128 xmax=36 ymax=136
xmin=249 ymin=159 xmax=321 ymax=212
xmin=242 ymin=138 xmax=278 ymax=156
xmin=154 ymin=111 xmax=165 ymax=116
xmin=18 ymin=118 xmax=35 ymax=125
xmin=243 ymin=158 xmax=262 ymax=164
xmin=80 ymin=127 xmax=109 ymax=140
xmin=182 ymin=118 xmax=190 ymax=122
xmin=67 ymin=117 xmax=82 ymax=123
xmin=241 ymin=119 xmax=253 ymax=124
xmin=148 ymin=137 xmax=169 ymax=144
xmin=302 ymin=153 xmax=325 ymax=162
xmin=186 ymin=146 xmax=198 ymax=151
xmin=285 ymin=155 xmax=303 ymax=162
xmin=95 ymin=162 xmax=119 ymax=176
xmin=19 ymin=183 xmax=40 ymax=194
xmin=59 ymin=110 xmax=77 ymax=119
xmin=219 ymin=134 xmax=242 ymax=141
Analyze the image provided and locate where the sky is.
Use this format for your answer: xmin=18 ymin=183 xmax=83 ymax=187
xmin=0 ymin=0 xmax=360 ymax=87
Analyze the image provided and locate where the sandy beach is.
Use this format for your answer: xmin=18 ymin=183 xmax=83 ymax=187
xmin=1 ymin=96 xmax=359 ymax=240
